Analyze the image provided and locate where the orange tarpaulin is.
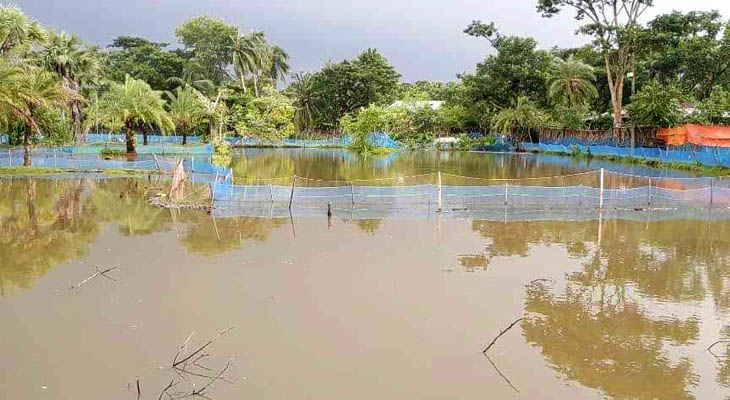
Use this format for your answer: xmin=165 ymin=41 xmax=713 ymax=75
xmin=658 ymin=124 xmax=730 ymax=147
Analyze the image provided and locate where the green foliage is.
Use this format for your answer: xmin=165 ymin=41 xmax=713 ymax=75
xmin=166 ymin=86 xmax=205 ymax=139
xmin=493 ymin=96 xmax=550 ymax=136
xmin=628 ymin=80 xmax=686 ymax=127
xmin=175 ymin=16 xmax=238 ymax=84
xmin=107 ymin=36 xmax=187 ymax=91
xmin=456 ymin=134 xmax=497 ymax=151
xmin=697 ymin=87 xmax=730 ymax=125
xmin=211 ymin=139 xmax=232 ymax=166
xmin=100 ymin=148 xmax=126 ymax=158
xmin=232 ymin=88 xmax=295 ymax=142
xmin=548 ymin=56 xmax=598 ymax=108
xmin=460 ymin=23 xmax=553 ymax=111
xmin=89 ymin=75 xmax=173 ymax=152
xmin=294 ymin=48 xmax=401 ymax=129
xmin=642 ymin=11 xmax=730 ymax=99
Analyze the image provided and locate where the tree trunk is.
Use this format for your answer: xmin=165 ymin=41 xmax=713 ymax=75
xmin=253 ymin=74 xmax=259 ymax=97
xmin=126 ymin=126 xmax=136 ymax=154
xmin=183 ymin=131 xmax=187 ymax=146
xmin=143 ymin=128 xmax=148 ymax=146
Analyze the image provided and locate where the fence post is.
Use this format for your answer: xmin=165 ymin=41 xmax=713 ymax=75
xmin=288 ymin=175 xmax=297 ymax=210
xmin=212 ymin=172 xmax=219 ymax=200
xmin=8 ymin=148 xmax=11 ymax=167
xmin=191 ymin=156 xmax=195 ymax=173
xmin=648 ymin=177 xmax=652 ymax=206
xmin=54 ymin=149 xmax=57 ymax=168
xmin=710 ymin=178 xmax=715 ymax=206
xmin=269 ymin=183 xmax=274 ymax=203
xmin=351 ymin=182 xmax=355 ymax=205
xmin=599 ymin=168 xmax=605 ymax=209
xmin=437 ymin=171 xmax=443 ymax=212
xmin=504 ymin=181 xmax=509 ymax=206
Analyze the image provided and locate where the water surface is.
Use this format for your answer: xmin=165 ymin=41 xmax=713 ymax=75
xmin=1 ymin=151 xmax=729 ymax=399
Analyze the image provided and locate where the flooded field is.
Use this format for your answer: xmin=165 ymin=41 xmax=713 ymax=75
xmin=2 ymin=150 xmax=730 ymax=399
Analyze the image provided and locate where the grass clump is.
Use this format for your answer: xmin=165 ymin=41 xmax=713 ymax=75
xmin=100 ymin=148 xmax=127 ymax=158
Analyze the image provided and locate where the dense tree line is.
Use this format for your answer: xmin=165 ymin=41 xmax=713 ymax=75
xmin=5 ymin=1 xmax=730 ymax=165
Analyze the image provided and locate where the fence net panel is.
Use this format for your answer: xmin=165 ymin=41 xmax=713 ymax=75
xmin=1 ymin=149 xmax=728 ymax=209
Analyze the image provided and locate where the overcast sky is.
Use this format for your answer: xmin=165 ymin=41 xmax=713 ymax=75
xmin=16 ymin=0 xmax=730 ymax=82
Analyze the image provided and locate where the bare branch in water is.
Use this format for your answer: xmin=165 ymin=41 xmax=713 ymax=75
xmin=69 ymin=266 xmax=118 ymax=290
xmin=173 ymin=327 xmax=234 ymax=368
xmin=136 ymin=378 xmax=141 ymax=400
xmin=484 ymin=354 xmax=519 ymax=393
xmin=708 ymin=340 xmax=730 ymax=359
xmin=482 ymin=318 xmax=523 ymax=354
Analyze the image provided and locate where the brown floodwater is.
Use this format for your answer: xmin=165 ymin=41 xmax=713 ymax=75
xmin=1 ymin=151 xmax=730 ymax=399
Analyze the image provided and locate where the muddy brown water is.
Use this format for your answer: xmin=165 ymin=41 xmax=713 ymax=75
xmin=1 ymin=151 xmax=730 ymax=399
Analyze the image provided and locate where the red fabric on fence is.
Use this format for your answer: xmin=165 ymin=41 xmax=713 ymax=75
xmin=658 ymin=124 xmax=730 ymax=147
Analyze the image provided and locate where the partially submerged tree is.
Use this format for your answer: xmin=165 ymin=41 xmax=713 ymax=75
xmin=537 ymin=0 xmax=654 ymax=126
xmin=92 ymin=75 xmax=173 ymax=153
xmin=166 ymin=86 xmax=204 ymax=145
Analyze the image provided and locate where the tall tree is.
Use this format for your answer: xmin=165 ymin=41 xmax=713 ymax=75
xmin=37 ymin=30 xmax=103 ymax=139
xmin=641 ymin=11 xmax=730 ymax=99
xmin=537 ymin=0 xmax=654 ymax=126
xmin=301 ymin=48 xmax=400 ymax=129
xmin=175 ymin=16 xmax=237 ymax=85
xmin=462 ymin=22 xmax=553 ymax=109
xmin=107 ymin=36 xmax=187 ymax=91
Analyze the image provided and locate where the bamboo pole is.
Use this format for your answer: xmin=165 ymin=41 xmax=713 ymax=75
xmin=437 ymin=171 xmax=442 ymax=212
xmin=288 ymin=176 xmax=297 ymax=210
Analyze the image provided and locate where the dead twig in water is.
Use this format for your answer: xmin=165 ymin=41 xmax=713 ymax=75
xmin=188 ymin=358 xmax=233 ymax=398
xmin=158 ymin=380 xmax=176 ymax=400
xmin=483 ymin=318 xmax=523 ymax=354
xmin=136 ymin=378 xmax=141 ymax=400
xmin=708 ymin=340 xmax=730 ymax=359
xmin=69 ymin=266 xmax=118 ymax=290
xmin=484 ymin=354 xmax=519 ymax=393
xmin=173 ymin=327 xmax=234 ymax=368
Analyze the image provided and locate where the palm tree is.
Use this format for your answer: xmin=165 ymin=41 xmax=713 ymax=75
xmin=199 ymin=90 xmax=227 ymax=142
xmin=8 ymin=66 xmax=76 ymax=165
xmin=231 ymin=31 xmax=290 ymax=97
xmin=0 ymin=5 xmax=45 ymax=55
xmin=166 ymin=62 xmax=216 ymax=96
xmin=266 ymin=45 xmax=290 ymax=83
xmin=493 ymin=96 xmax=548 ymax=144
xmin=548 ymin=56 xmax=598 ymax=108
xmin=37 ymin=30 xmax=103 ymax=139
xmin=91 ymin=75 xmax=173 ymax=154
xmin=288 ymin=72 xmax=319 ymax=132
xmin=231 ymin=32 xmax=265 ymax=95
xmin=166 ymin=86 xmax=204 ymax=145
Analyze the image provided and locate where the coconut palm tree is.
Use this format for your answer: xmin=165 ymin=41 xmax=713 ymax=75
xmin=37 ymin=30 xmax=103 ymax=139
xmin=231 ymin=31 xmax=265 ymax=95
xmin=166 ymin=86 xmax=205 ymax=145
xmin=548 ymin=56 xmax=598 ymax=108
xmin=493 ymin=96 xmax=548 ymax=144
xmin=231 ymin=31 xmax=290 ymax=97
xmin=92 ymin=75 xmax=173 ymax=154
xmin=0 ymin=5 xmax=45 ymax=55
xmin=266 ymin=45 xmax=290 ymax=83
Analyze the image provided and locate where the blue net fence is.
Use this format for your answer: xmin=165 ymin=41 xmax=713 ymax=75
xmin=524 ymin=142 xmax=730 ymax=168
xmin=3 ymin=148 xmax=730 ymax=210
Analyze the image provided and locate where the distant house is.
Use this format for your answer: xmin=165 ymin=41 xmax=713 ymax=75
xmin=390 ymin=100 xmax=444 ymax=110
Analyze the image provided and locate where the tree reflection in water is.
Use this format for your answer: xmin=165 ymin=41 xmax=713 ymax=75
xmin=0 ymin=177 xmax=287 ymax=296
xmin=468 ymin=218 xmax=730 ymax=396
